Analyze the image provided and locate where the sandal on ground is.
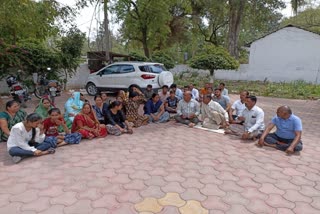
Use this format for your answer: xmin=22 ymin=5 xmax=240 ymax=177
xmin=47 ymin=148 xmax=56 ymax=154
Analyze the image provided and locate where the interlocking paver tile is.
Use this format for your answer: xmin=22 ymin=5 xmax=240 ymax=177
xmin=158 ymin=193 xmax=186 ymax=208
xmin=293 ymin=201 xmax=320 ymax=214
xmin=241 ymin=187 xmax=268 ymax=200
xmin=10 ymin=189 xmax=39 ymax=203
xmin=134 ymin=197 xmax=163 ymax=213
xmin=276 ymin=208 xmax=295 ymax=214
xmin=161 ymin=182 xmax=186 ymax=194
xmin=158 ymin=205 xmax=181 ymax=214
xmin=180 ymin=188 xmax=207 ymax=201
xmin=199 ymin=174 xmax=223 ymax=185
xmin=283 ymin=189 xmax=313 ymax=203
xmin=198 ymin=166 xmax=220 ymax=175
xmin=50 ymin=191 xmax=78 ymax=206
xmin=0 ymin=182 xmax=27 ymax=195
xmin=38 ymin=205 xmax=65 ymax=214
xmin=219 ymin=180 xmax=244 ymax=193
xmin=1 ymin=94 xmax=320 ymax=213
xmin=0 ymin=202 xmax=23 ymax=214
xmin=222 ymin=191 xmax=249 ymax=206
xmin=109 ymin=174 xmax=131 ymax=184
xmin=123 ymin=179 xmax=147 ymax=191
xmin=259 ymin=183 xmax=285 ymax=195
xmin=253 ymin=174 xmax=277 ymax=183
xmin=265 ymin=194 xmax=295 ymax=209
xmin=91 ymin=194 xmax=120 ymax=209
xmin=274 ymin=179 xmax=301 ymax=191
xmin=246 ymin=199 xmax=277 ymax=214
xmin=299 ymin=185 xmax=320 ymax=197
xmin=91 ymin=208 xmax=109 ymax=214
xmin=100 ymin=184 xmax=124 ymax=195
xmin=0 ymin=194 xmax=10 ymax=207
xmin=202 ymin=196 xmax=230 ymax=211
xmin=179 ymin=200 xmax=208 ymax=214
xmin=227 ymin=204 xmax=253 ymax=214
xmin=140 ymin=185 xmax=165 ymax=198
xmin=181 ymin=178 xmax=205 ymax=189
xmin=77 ymin=188 xmax=102 ymax=200
xmin=20 ymin=197 xmax=50 ymax=212
xmin=164 ymin=172 xmax=186 ymax=183
xmin=117 ymin=190 xmax=143 ymax=203
xmin=64 ymin=199 xmax=93 ymax=214
xmin=200 ymin=184 xmax=226 ymax=197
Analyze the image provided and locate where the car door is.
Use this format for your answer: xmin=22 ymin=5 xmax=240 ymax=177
xmin=96 ymin=65 xmax=121 ymax=89
xmin=112 ymin=64 xmax=136 ymax=89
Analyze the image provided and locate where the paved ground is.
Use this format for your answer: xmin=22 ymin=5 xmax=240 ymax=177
xmin=0 ymin=92 xmax=320 ymax=214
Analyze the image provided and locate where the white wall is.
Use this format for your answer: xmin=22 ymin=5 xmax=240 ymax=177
xmin=249 ymin=27 xmax=320 ymax=84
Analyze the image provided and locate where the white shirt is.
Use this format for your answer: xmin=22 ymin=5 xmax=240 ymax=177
xmin=175 ymin=88 xmax=183 ymax=101
xmin=201 ymin=100 xmax=229 ymax=121
xmin=239 ymin=105 xmax=265 ymax=133
xmin=221 ymin=88 xmax=229 ymax=96
xmin=191 ymin=88 xmax=199 ymax=101
xmin=7 ymin=122 xmax=45 ymax=152
xmin=231 ymin=100 xmax=246 ymax=116
xmin=177 ymin=99 xmax=200 ymax=117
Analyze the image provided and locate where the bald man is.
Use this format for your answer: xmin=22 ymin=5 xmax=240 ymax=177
xmin=258 ymin=106 xmax=303 ymax=154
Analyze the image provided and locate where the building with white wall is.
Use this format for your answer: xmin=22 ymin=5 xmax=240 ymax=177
xmin=247 ymin=25 xmax=320 ymax=83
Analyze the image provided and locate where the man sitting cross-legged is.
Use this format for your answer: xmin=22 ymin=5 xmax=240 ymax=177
xmin=225 ymin=95 xmax=265 ymax=140
xmin=201 ymin=94 xmax=229 ymax=130
xmin=257 ymin=106 xmax=303 ymax=154
xmin=174 ymin=91 xmax=200 ymax=128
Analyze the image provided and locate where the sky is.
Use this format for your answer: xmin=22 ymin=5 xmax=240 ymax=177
xmin=56 ymin=0 xmax=297 ymax=38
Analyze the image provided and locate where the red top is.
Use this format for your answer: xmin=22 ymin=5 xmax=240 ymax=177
xmin=43 ymin=118 xmax=66 ymax=137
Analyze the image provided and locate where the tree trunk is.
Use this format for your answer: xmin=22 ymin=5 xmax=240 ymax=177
xmin=104 ymin=0 xmax=110 ymax=63
xmin=64 ymin=69 xmax=68 ymax=90
xmin=142 ymin=29 xmax=150 ymax=58
xmin=227 ymin=0 xmax=245 ymax=59
xmin=209 ymin=69 xmax=215 ymax=84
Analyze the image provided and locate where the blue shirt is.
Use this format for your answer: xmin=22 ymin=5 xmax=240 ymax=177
xmin=166 ymin=96 xmax=179 ymax=108
xmin=213 ymin=95 xmax=230 ymax=110
xmin=272 ymin=114 xmax=302 ymax=139
xmin=144 ymin=99 xmax=163 ymax=115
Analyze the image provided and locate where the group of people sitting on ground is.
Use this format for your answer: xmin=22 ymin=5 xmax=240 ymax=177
xmin=0 ymin=81 xmax=303 ymax=163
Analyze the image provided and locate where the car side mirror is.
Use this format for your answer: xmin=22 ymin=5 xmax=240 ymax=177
xmin=99 ymin=72 xmax=102 ymax=77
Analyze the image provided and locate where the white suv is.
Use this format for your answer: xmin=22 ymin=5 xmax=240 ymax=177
xmin=85 ymin=62 xmax=174 ymax=96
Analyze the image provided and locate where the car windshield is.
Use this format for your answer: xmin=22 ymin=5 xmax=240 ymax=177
xmin=139 ymin=64 xmax=166 ymax=73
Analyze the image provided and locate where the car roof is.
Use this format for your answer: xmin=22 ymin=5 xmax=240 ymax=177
xmin=111 ymin=61 xmax=164 ymax=66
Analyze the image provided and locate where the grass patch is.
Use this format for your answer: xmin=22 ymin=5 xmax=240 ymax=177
xmin=174 ymin=74 xmax=320 ymax=100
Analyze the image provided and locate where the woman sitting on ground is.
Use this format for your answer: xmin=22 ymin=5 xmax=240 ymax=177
xmin=124 ymin=92 xmax=149 ymax=127
xmin=43 ymin=108 xmax=82 ymax=147
xmin=92 ymin=95 xmax=109 ymax=125
xmin=106 ymin=101 xmax=133 ymax=136
xmin=35 ymin=98 xmax=54 ymax=119
xmin=0 ymin=100 xmax=27 ymax=142
xmin=71 ymin=103 xmax=107 ymax=139
xmin=64 ymin=92 xmax=84 ymax=123
xmin=7 ymin=113 xmax=56 ymax=164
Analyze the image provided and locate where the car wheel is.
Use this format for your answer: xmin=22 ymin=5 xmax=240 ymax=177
xmin=158 ymin=71 xmax=174 ymax=87
xmin=86 ymin=82 xmax=98 ymax=96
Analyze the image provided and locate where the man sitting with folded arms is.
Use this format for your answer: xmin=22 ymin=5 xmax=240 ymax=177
xmin=201 ymin=94 xmax=229 ymax=130
xmin=229 ymin=90 xmax=249 ymax=124
xmin=174 ymin=91 xmax=200 ymax=128
xmin=257 ymin=106 xmax=303 ymax=154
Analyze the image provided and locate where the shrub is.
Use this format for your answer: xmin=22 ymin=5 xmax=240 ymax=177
xmin=151 ymin=51 xmax=175 ymax=69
